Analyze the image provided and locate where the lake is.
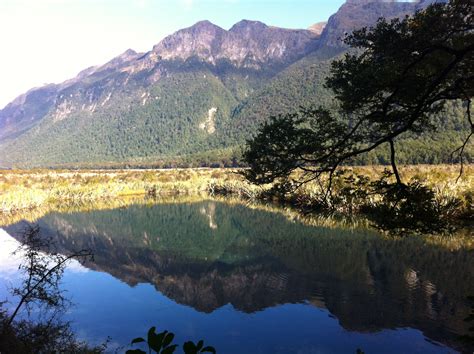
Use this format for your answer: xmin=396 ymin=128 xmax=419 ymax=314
xmin=0 ymin=200 xmax=473 ymax=353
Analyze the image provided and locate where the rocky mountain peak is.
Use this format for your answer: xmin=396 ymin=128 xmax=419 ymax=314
xmin=308 ymin=22 xmax=327 ymax=36
xmin=121 ymin=48 xmax=138 ymax=57
xmin=150 ymin=19 xmax=318 ymax=68
xmin=184 ymin=20 xmax=226 ymax=35
xmin=229 ymin=20 xmax=268 ymax=33
xmin=103 ymin=48 xmax=141 ymax=68
xmin=319 ymin=0 xmax=421 ymax=48
xmin=150 ymin=20 xmax=226 ymax=62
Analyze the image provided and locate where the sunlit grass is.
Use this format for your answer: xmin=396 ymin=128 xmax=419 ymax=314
xmin=0 ymin=165 xmax=472 ymax=228
xmin=0 ymin=168 xmax=230 ymax=213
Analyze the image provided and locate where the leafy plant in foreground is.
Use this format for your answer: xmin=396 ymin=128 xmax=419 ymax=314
xmin=127 ymin=326 xmax=216 ymax=354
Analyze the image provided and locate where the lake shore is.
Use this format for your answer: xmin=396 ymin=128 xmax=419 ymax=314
xmin=0 ymin=165 xmax=472 ymax=231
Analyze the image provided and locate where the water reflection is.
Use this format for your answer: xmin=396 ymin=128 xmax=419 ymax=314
xmin=3 ymin=200 xmax=474 ymax=353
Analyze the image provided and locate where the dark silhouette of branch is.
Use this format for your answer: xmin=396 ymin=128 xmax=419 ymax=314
xmin=6 ymin=225 xmax=93 ymax=327
xmin=244 ymin=0 xmax=473 ymax=190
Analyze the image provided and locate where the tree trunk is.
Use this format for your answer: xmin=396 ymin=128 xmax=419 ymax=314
xmin=389 ymin=139 xmax=403 ymax=185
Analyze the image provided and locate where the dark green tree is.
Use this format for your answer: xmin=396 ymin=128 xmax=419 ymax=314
xmin=244 ymin=0 xmax=473 ymax=189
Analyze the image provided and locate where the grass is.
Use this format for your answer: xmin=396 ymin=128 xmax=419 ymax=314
xmin=0 ymin=165 xmax=472 ymax=231
xmin=0 ymin=168 xmax=232 ymax=213
xmin=209 ymin=165 xmax=473 ymax=216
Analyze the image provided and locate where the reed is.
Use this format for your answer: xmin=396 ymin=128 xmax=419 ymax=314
xmin=0 ymin=165 xmax=472 ymax=226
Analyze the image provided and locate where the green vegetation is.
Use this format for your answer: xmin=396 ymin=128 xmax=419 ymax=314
xmin=244 ymin=0 xmax=473 ymax=187
xmin=0 ymin=64 xmax=242 ymax=168
xmin=1 ymin=52 xmax=470 ymax=168
xmin=243 ymin=1 xmax=473 ymax=233
xmin=0 ymin=3 xmax=471 ymax=168
xmin=127 ymin=326 xmax=215 ymax=354
xmin=215 ymin=165 xmax=473 ymax=234
xmin=0 ymin=166 xmax=471 ymax=234
xmin=0 ymin=168 xmax=229 ymax=214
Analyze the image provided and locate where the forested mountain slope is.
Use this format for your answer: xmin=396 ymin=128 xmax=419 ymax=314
xmin=0 ymin=0 xmax=468 ymax=168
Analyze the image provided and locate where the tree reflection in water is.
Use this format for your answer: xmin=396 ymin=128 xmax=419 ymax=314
xmin=3 ymin=201 xmax=474 ymax=353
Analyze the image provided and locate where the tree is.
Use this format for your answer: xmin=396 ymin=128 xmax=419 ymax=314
xmin=243 ymin=0 xmax=473 ymax=189
xmin=6 ymin=225 xmax=92 ymax=326
xmin=0 ymin=225 xmax=97 ymax=353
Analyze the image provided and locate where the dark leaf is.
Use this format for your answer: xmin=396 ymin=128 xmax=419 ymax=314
xmin=196 ymin=340 xmax=204 ymax=350
xmin=161 ymin=344 xmax=178 ymax=354
xmin=183 ymin=341 xmax=197 ymax=354
xmin=162 ymin=332 xmax=175 ymax=348
xmin=148 ymin=327 xmax=167 ymax=352
xmin=131 ymin=337 xmax=146 ymax=345
xmin=201 ymin=346 xmax=216 ymax=353
xmin=147 ymin=326 xmax=157 ymax=343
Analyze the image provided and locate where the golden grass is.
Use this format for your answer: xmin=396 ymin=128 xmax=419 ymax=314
xmin=0 ymin=165 xmax=472 ymax=224
xmin=0 ymin=165 xmax=471 ymax=249
xmin=0 ymin=168 xmax=234 ymax=213
xmin=0 ymin=194 xmax=208 ymax=226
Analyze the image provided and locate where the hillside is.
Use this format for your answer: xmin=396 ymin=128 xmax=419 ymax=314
xmin=0 ymin=0 xmax=469 ymax=168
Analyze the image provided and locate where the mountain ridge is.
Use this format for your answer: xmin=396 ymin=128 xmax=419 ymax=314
xmin=0 ymin=0 xmax=468 ymax=168
xmin=0 ymin=17 xmax=322 ymax=147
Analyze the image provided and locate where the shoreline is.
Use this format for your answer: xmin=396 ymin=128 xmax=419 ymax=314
xmin=0 ymin=165 xmax=472 ymax=234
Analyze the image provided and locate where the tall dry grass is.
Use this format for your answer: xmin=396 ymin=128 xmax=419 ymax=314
xmin=0 ymin=165 xmax=472 ymax=222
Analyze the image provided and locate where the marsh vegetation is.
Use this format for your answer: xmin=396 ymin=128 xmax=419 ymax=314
xmin=0 ymin=165 xmax=471 ymax=234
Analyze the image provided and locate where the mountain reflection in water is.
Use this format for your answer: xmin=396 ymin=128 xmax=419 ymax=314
xmin=3 ymin=200 xmax=473 ymax=353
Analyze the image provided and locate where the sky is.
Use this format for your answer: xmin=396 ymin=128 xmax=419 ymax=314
xmin=0 ymin=0 xmax=345 ymax=108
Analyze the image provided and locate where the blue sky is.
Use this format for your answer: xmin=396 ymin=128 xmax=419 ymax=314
xmin=0 ymin=0 xmax=345 ymax=107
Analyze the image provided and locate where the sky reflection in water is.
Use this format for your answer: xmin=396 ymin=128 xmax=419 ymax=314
xmin=1 ymin=200 xmax=472 ymax=353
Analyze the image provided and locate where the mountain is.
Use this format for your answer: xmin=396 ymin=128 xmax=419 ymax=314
xmin=0 ymin=0 xmax=467 ymax=168
xmin=152 ymin=19 xmax=319 ymax=69
xmin=319 ymin=0 xmax=432 ymax=48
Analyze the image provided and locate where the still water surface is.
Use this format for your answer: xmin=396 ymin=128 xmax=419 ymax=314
xmin=0 ymin=200 xmax=473 ymax=353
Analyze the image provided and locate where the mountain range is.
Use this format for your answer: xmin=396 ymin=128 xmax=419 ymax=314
xmin=0 ymin=0 xmax=468 ymax=168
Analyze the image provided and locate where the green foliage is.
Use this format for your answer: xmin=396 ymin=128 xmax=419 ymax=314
xmin=242 ymin=107 xmax=352 ymax=184
xmin=245 ymin=0 xmax=473 ymax=189
xmin=0 ymin=6 xmax=472 ymax=168
xmin=362 ymin=175 xmax=462 ymax=235
xmin=127 ymin=326 xmax=178 ymax=354
xmin=127 ymin=326 xmax=215 ymax=354
xmin=0 ymin=64 xmax=240 ymax=167
xmin=182 ymin=340 xmax=216 ymax=354
xmin=242 ymin=0 xmax=473 ymax=235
